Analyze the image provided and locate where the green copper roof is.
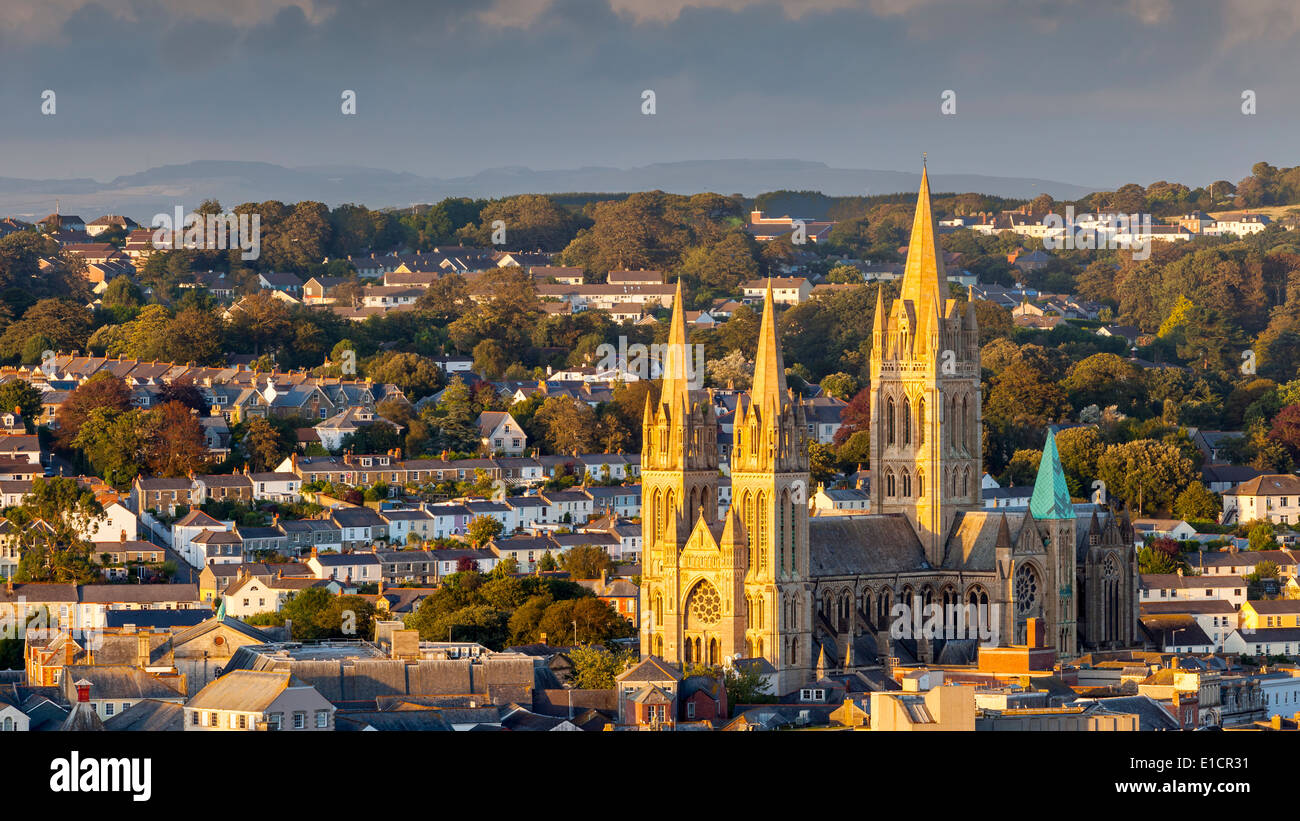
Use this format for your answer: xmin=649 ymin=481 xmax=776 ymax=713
xmin=1029 ymin=428 xmax=1073 ymax=520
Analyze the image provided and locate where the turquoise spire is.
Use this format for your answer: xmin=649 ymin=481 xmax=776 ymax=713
xmin=1029 ymin=428 xmax=1073 ymax=520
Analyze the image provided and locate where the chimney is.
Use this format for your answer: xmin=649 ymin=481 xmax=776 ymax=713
xmin=539 ymin=632 xmax=548 ymax=646
xmin=1026 ymin=617 xmax=1044 ymax=649
xmin=137 ymin=632 xmax=150 ymax=668
xmin=74 ymin=679 xmax=92 ymax=704
xmin=391 ymin=629 xmax=419 ymax=661
xmin=600 ymin=568 xmax=608 ymax=587
xmin=311 ymin=546 xmax=318 ymax=558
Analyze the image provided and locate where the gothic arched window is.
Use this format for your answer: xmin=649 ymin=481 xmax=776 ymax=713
xmin=917 ymin=398 xmax=926 ymax=446
xmin=902 ymin=470 xmax=912 ymax=498
xmin=887 ymin=397 xmax=896 ymax=446
xmin=902 ymin=397 xmax=912 ymax=446
xmin=885 ymin=470 xmax=896 ymax=498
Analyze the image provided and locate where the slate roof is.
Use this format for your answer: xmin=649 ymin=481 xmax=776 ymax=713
xmin=617 ymin=656 xmax=682 ymax=683
xmin=942 ymin=511 xmax=1025 ymax=572
xmin=807 ymin=514 xmax=930 ymax=576
xmin=103 ymin=699 xmax=186 ymax=731
xmin=64 ymin=665 xmax=185 ymax=701
xmin=334 ymin=709 xmax=452 ymax=731
xmin=1069 ymin=695 xmax=1179 ymax=731
xmin=188 ymin=670 xmax=300 ymax=712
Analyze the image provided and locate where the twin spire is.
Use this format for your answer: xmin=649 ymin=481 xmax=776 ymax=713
xmin=661 ymin=276 xmax=788 ymax=413
xmin=750 ymin=279 xmax=787 ymax=413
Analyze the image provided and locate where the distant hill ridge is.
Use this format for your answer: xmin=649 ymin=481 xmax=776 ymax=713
xmin=0 ymin=159 xmax=1094 ymax=222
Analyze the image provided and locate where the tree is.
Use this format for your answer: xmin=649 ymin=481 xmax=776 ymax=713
xmin=1137 ymin=540 xmax=1186 ymax=575
xmin=534 ymin=396 xmax=597 ymax=454
xmin=984 ymin=360 xmax=1070 ymax=428
xmin=142 ymin=401 xmax=209 ymax=477
xmin=10 ymin=477 xmax=104 ymax=583
xmin=808 ymin=442 xmax=838 ymax=484
xmin=538 ymin=550 xmax=559 ymax=571
xmin=833 ymin=388 xmax=871 ymax=446
xmin=1248 ymin=520 xmax=1278 ymax=552
xmin=1003 ymin=449 xmax=1042 ymax=488
xmin=1095 ymin=439 xmax=1197 ymax=515
xmin=74 ymin=407 xmax=146 ymax=487
xmin=1173 ymin=482 xmax=1221 ymax=522
xmin=560 ymin=545 xmax=615 ymax=580
xmin=1061 ymin=354 xmax=1146 ymax=415
xmin=55 ymin=372 xmax=133 ymax=448
xmin=725 ymin=662 xmax=776 ymax=705
xmin=467 ymin=515 xmax=505 ymax=548
xmin=0 ymin=380 xmax=42 ymax=430
xmin=1055 ymin=427 xmax=1106 ymax=498
xmin=819 ymin=372 xmax=860 ymax=401
xmin=705 ymin=350 xmax=753 ymax=391
xmin=0 ymin=298 xmax=93 ymax=360
xmin=241 ymin=416 xmax=289 ymax=471
xmin=365 ymin=351 xmax=445 ymax=401
xmin=568 ymin=645 xmax=635 ymax=689
xmin=426 ymin=375 xmax=481 ymax=453
xmin=1268 ymin=403 xmax=1300 ymax=463
xmin=251 ymin=588 xmax=378 ymax=641
xmin=537 ymin=597 xmax=634 ymax=645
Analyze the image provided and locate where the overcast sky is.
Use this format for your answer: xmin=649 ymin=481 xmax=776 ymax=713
xmin=1 ymin=0 xmax=1297 ymax=190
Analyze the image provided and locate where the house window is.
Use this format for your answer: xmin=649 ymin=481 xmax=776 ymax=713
xmin=105 ymin=703 xmax=114 ymax=716
xmin=316 ymin=710 xmax=329 ymax=728
xmin=238 ymin=714 xmax=247 ymax=729
xmin=210 ymin=711 xmax=219 ymax=726
xmin=687 ymin=702 xmax=696 ymax=719
xmin=268 ymin=713 xmax=282 ymax=730
xmin=191 ymin=711 xmax=200 ymax=726
xmin=293 ymin=712 xmax=306 ymax=729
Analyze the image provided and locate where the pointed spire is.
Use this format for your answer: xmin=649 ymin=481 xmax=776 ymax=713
xmin=662 ymin=278 xmax=690 ymax=410
xmin=816 ymin=642 xmax=827 ymax=680
xmin=900 ymin=164 xmax=947 ymax=309
xmin=872 ymin=284 xmax=885 ymax=336
xmin=1030 ymin=428 xmax=1073 ymax=520
xmin=751 ymin=278 xmax=788 ymax=414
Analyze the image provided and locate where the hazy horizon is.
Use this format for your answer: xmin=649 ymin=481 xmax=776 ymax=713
xmin=0 ymin=0 xmax=1296 ymax=191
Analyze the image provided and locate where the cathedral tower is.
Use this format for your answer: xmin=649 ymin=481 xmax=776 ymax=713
xmin=1028 ymin=428 xmax=1078 ymax=656
xmin=870 ymin=165 xmax=982 ymax=565
xmin=640 ymin=280 xmax=728 ymax=663
xmin=731 ymin=281 xmax=813 ymax=694
xmin=639 ymin=279 xmax=813 ymax=694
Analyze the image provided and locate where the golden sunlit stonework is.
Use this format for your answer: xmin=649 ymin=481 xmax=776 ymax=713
xmin=640 ymin=168 xmax=1139 ymax=696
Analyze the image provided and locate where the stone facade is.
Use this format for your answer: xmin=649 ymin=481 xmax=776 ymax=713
xmin=639 ymin=168 xmax=1139 ymax=696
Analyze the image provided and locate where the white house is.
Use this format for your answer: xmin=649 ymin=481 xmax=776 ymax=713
xmin=249 ymin=472 xmax=302 ymax=503
xmin=78 ymin=498 xmax=139 ymax=543
xmin=477 ymin=411 xmax=527 ymax=456
xmin=1223 ymin=627 xmax=1300 ymax=660
xmin=1139 ymin=571 xmax=1247 ymax=608
xmin=306 ymin=549 xmax=381 ymax=583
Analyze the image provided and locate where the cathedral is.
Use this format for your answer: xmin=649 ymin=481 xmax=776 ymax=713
xmin=639 ymin=167 xmax=1139 ymax=695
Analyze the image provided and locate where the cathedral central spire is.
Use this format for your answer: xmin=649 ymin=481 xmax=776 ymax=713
xmin=900 ymin=165 xmax=947 ymax=309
